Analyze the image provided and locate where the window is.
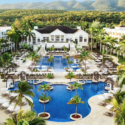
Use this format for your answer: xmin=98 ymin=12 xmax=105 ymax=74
xmin=38 ymin=38 xmax=40 ymax=42
xmin=56 ymin=35 xmax=59 ymax=41
xmin=61 ymin=35 xmax=64 ymax=41
xmin=33 ymin=37 xmax=36 ymax=44
xmin=79 ymin=37 xmax=83 ymax=42
xmin=84 ymin=39 xmax=87 ymax=42
xmin=51 ymin=35 xmax=54 ymax=41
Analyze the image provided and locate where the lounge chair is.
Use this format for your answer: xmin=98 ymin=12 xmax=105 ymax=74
xmin=103 ymin=112 xmax=113 ymax=117
xmin=98 ymin=102 xmax=107 ymax=106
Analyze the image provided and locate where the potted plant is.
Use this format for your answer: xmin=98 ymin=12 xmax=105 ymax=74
xmin=67 ymin=95 xmax=84 ymax=120
xmin=38 ymin=93 xmax=52 ymax=119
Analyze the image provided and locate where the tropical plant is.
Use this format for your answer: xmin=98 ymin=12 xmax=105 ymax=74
xmin=1 ymin=52 xmax=12 ymax=80
xmin=6 ymin=25 xmax=25 ymax=51
xmin=39 ymin=93 xmax=52 ymax=117
xmin=67 ymin=95 xmax=84 ymax=117
xmin=49 ymin=45 xmax=54 ymax=51
xmin=4 ymin=110 xmax=46 ymax=125
xmin=87 ymin=27 xmax=97 ymax=52
xmin=71 ymin=82 xmax=83 ymax=95
xmin=47 ymin=56 xmax=54 ymax=67
xmin=66 ymin=72 xmax=75 ymax=82
xmin=46 ymin=73 xmax=54 ymax=80
xmin=113 ymin=100 xmax=125 ymax=125
xmin=78 ymin=49 xmax=91 ymax=75
xmin=66 ymin=56 xmax=73 ymax=68
xmin=10 ymin=81 xmax=35 ymax=110
xmin=38 ymin=83 xmax=51 ymax=93
xmin=117 ymin=40 xmax=125 ymax=58
xmin=108 ymin=37 xmax=118 ymax=56
xmin=28 ymin=51 xmax=40 ymax=66
xmin=63 ymin=46 xmax=68 ymax=51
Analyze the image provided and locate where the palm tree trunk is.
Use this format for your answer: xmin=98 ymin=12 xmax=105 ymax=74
xmin=44 ymin=103 xmax=45 ymax=116
xmin=85 ymin=59 xmax=86 ymax=75
xmin=76 ymin=104 xmax=78 ymax=116
xmin=91 ymin=35 xmax=92 ymax=52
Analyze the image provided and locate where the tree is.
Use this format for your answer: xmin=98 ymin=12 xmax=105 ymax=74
xmin=71 ymin=82 xmax=83 ymax=95
xmin=87 ymin=26 xmax=97 ymax=52
xmin=66 ymin=56 xmax=73 ymax=68
xmin=39 ymin=93 xmax=52 ymax=117
xmin=78 ymin=49 xmax=91 ymax=75
xmin=67 ymin=95 xmax=84 ymax=117
xmin=47 ymin=56 xmax=54 ymax=67
xmin=66 ymin=72 xmax=75 ymax=82
xmin=4 ymin=110 xmax=46 ymax=125
xmin=114 ymin=100 xmax=125 ymax=125
xmin=28 ymin=51 xmax=40 ymax=66
xmin=6 ymin=26 xmax=25 ymax=51
xmin=1 ymin=52 xmax=12 ymax=80
xmin=10 ymin=81 xmax=35 ymax=110
xmin=108 ymin=37 xmax=118 ymax=56
xmin=117 ymin=40 xmax=125 ymax=58
xmin=38 ymin=83 xmax=51 ymax=93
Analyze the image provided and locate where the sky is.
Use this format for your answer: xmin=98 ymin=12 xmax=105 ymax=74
xmin=0 ymin=0 xmax=89 ymax=4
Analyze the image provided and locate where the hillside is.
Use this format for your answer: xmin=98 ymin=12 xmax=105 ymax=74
xmin=0 ymin=0 xmax=125 ymax=11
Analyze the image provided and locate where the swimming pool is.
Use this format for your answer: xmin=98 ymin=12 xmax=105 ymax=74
xmin=38 ymin=56 xmax=80 ymax=72
xmin=10 ymin=81 xmax=106 ymax=122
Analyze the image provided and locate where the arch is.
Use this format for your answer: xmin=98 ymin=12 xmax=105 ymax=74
xmin=19 ymin=71 xmax=27 ymax=81
xmin=104 ymin=77 xmax=114 ymax=90
xmin=6 ymin=75 xmax=15 ymax=88
xmin=93 ymin=71 xmax=100 ymax=82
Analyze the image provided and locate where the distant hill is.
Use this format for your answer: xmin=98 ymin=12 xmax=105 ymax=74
xmin=0 ymin=0 xmax=125 ymax=11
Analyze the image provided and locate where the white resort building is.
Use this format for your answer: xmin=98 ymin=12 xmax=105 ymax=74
xmin=104 ymin=25 xmax=125 ymax=41
xmin=0 ymin=25 xmax=89 ymax=54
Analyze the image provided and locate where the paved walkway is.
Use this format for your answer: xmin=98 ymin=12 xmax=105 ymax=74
xmin=111 ymin=55 xmax=120 ymax=65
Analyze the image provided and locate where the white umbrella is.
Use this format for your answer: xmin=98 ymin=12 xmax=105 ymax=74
xmin=106 ymin=104 xmax=113 ymax=110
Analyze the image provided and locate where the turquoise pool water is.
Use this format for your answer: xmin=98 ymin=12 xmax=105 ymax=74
xmin=39 ymin=56 xmax=80 ymax=72
xmin=10 ymin=81 xmax=106 ymax=122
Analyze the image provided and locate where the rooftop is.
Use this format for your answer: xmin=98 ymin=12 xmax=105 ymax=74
xmin=35 ymin=26 xmax=78 ymax=34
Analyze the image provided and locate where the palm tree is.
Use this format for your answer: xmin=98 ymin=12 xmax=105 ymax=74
xmin=28 ymin=51 xmax=40 ymax=66
xmin=38 ymin=83 xmax=52 ymax=93
xmin=63 ymin=46 xmax=68 ymax=51
xmin=39 ymin=93 xmax=52 ymax=117
xmin=67 ymin=95 xmax=84 ymax=117
xmin=108 ymin=37 xmax=118 ymax=56
xmin=66 ymin=56 xmax=73 ymax=68
xmin=47 ymin=56 xmax=54 ymax=68
xmin=113 ymin=100 xmax=125 ymax=125
xmin=78 ymin=49 xmax=91 ymax=75
xmin=22 ymin=19 xmax=35 ymax=32
xmin=10 ymin=81 xmax=35 ymax=110
xmin=87 ymin=27 xmax=97 ymax=52
xmin=66 ymin=72 xmax=75 ymax=82
xmin=71 ymin=82 xmax=83 ymax=95
xmin=97 ymin=29 xmax=108 ymax=52
xmin=4 ymin=110 xmax=46 ymax=125
xmin=117 ymin=40 xmax=125 ymax=58
xmin=1 ymin=52 xmax=12 ymax=80
xmin=6 ymin=25 xmax=25 ymax=51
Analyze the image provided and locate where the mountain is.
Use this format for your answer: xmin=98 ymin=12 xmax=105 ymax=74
xmin=0 ymin=0 xmax=125 ymax=12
